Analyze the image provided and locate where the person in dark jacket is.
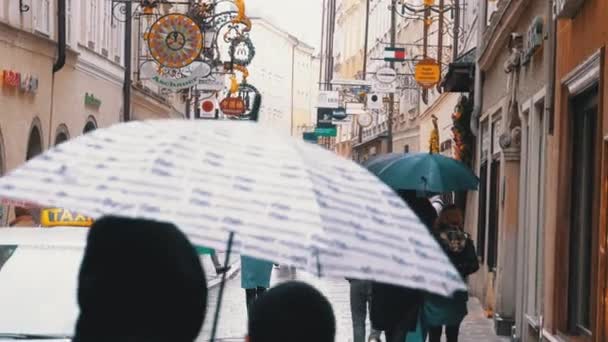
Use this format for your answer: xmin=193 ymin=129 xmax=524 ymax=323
xmin=425 ymin=205 xmax=480 ymax=342
xmin=247 ymin=281 xmax=336 ymax=342
xmin=73 ymin=216 xmax=208 ymax=342
xmin=370 ymin=190 xmax=437 ymax=342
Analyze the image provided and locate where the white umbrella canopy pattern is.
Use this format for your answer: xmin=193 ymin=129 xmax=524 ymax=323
xmin=0 ymin=120 xmax=465 ymax=296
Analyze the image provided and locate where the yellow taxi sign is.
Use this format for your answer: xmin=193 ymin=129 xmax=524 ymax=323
xmin=41 ymin=208 xmax=94 ymax=228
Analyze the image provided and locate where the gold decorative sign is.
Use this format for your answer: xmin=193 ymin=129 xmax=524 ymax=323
xmin=147 ymin=14 xmax=204 ymax=69
xmin=415 ymin=58 xmax=441 ymax=89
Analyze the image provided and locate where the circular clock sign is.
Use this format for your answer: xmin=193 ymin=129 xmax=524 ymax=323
xmin=357 ymin=112 xmax=373 ymax=127
xmin=147 ymin=14 xmax=204 ymax=69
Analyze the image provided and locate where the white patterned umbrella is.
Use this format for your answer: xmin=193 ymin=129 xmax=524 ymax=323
xmin=0 ymin=120 xmax=465 ymax=296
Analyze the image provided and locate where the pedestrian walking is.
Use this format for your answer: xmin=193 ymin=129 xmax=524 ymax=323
xmin=348 ymin=278 xmax=381 ymax=342
xmin=424 ymin=205 xmax=480 ymax=342
xmin=370 ymin=190 xmax=437 ymax=342
xmin=241 ymin=255 xmax=274 ymax=316
xmin=247 ymin=281 xmax=336 ymax=342
xmin=73 ymin=216 xmax=207 ymax=342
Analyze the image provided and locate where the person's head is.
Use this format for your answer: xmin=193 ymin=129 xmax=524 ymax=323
xmin=397 ymin=190 xmax=438 ymax=229
xmin=434 ymin=204 xmax=464 ymax=232
xmin=247 ymin=281 xmax=335 ymax=342
xmin=74 ymin=216 xmax=207 ymax=342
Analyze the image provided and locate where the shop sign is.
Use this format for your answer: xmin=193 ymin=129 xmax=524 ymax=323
xmin=384 ymin=47 xmax=406 ymax=62
xmin=317 ymin=91 xmax=340 ymax=108
xmin=220 ymin=97 xmax=246 ymax=116
xmin=375 ymin=67 xmax=397 ymax=84
xmin=317 ymin=108 xmax=335 ymax=128
xmin=197 ymin=75 xmax=225 ymax=91
xmin=84 ymin=93 xmax=102 ymax=108
xmin=315 ymin=127 xmax=337 ymax=137
xmin=414 ymin=58 xmax=441 ymax=89
xmin=303 ymin=132 xmax=317 ymax=143
xmin=40 ymin=208 xmax=94 ymax=228
xmin=372 ymin=79 xmax=396 ymax=93
xmin=2 ymin=70 xmax=38 ymax=94
xmin=151 ymin=62 xmax=212 ymax=90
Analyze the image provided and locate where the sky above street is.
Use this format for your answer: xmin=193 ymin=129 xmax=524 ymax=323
xmin=247 ymin=0 xmax=324 ymax=50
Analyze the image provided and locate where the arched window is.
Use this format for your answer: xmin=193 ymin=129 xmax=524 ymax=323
xmin=26 ymin=122 xmax=43 ymax=161
xmin=83 ymin=116 xmax=98 ymax=134
xmin=54 ymin=124 xmax=70 ymax=145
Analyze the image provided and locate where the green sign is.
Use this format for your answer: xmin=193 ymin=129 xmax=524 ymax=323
xmin=303 ymin=132 xmax=317 ymax=143
xmin=315 ymin=127 xmax=337 ymax=137
xmin=84 ymin=93 xmax=102 ymax=108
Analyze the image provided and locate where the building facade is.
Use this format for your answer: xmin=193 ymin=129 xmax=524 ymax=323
xmin=248 ymin=17 xmax=317 ymax=136
xmin=0 ymin=0 xmax=188 ymax=225
xmin=541 ymin=0 xmax=608 ymax=341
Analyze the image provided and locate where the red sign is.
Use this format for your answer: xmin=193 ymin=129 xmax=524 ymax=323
xmin=3 ymin=70 xmax=21 ymax=88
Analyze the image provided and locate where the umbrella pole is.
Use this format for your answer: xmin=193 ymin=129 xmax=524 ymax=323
xmin=209 ymin=231 xmax=235 ymax=342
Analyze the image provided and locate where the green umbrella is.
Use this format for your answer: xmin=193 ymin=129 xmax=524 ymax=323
xmin=362 ymin=153 xmax=405 ymax=174
xmin=369 ymin=152 xmax=479 ymax=193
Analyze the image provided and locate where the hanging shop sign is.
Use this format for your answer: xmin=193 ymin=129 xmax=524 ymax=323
xmin=375 ymin=67 xmax=397 ymax=84
xmin=372 ymin=79 xmax=397 ymax=93
xmin=317 ymin=91 xmax=340 ymax=108
xmin=40 ymin=208 xmax=94 ymax=228
xmin=220 ymin=97 xmax=246 ymax=116
xmin=1 ymin=70 xmax=38 ymax=94
xmin=317 ymin=108 xmax=335 ymax=128
xmin=230 ymin=36 xmax=256 ymax=66
xmin=384 ymin=47 xmax=406 ymax=62
xmin=414 ymin=58 xmax=441 ymax=89
xmin=315 ymin=127 xmax=337 ymax=137
xmin=200 ymin=99 xmax=218 ymax=119
xmin=84 ymin=93 xmax=102 ymax=108
xmin=147 ymin=14 xmax=204 ymax=69
xmin=357 ymin=112 xmax=374 ymax=128
xmin=150 ymin=62 xmax=212 ymax=90
xmin=197 ymin=75 xmax=225 ymax=91
xmin=424 ymin=0 xmax=435 ymax=5
xmin=303 ymin=132 xmax=318 ymax=144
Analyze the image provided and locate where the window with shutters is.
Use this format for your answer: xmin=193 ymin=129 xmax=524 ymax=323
xmin=87 ymin=0 xmax=99 ymax=50
xmin=33 ymin=0 xmax=51 ymax=35
xmin=66 ymin=0 xmax=72 ymax=45
xmin=101 ymin=0 xmax=111 ymax=56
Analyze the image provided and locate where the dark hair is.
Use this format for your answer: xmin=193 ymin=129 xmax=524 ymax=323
xmin=397 ymin=190 xmax=438 ymax=230
xmin=74 ymin=216 xmax=207 ymax=342
xmin=248 ymin=281 xmax=336 ymax=342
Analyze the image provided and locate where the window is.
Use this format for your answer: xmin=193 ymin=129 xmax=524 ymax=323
xmin=87 ymin=0 xmax=99 ymax=49
xmin=477 ymin=161 xmax=488 ymax=261
xmin=101 ymin=0 xmax=111 ymax=56
xmin=66 ymin=0 xmax=72 ymax=44
xmin=567 ymin=88 xmax=597 ymax=335
xmin=33 ymin=0 xmax=51 ymax=34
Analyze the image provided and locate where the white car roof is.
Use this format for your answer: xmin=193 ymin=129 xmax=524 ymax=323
xmin=0 ymin=228 xmax=87 ymax=248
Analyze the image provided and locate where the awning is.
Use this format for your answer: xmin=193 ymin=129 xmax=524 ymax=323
xmin=442 ymin=48 xmax=476 ymax=93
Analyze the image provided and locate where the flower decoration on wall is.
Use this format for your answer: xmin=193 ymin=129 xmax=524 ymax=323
xmin=451 ymin=95 xmax=474 ymax=166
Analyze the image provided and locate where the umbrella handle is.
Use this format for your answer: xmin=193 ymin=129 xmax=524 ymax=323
xmin=209 ymin=231 xmax=235 ymax=342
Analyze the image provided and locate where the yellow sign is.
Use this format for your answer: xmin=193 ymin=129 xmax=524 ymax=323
xmin=424 ymin=0 xmax=435 ymax=6
xmin=415 ymin=58 xmax=441 ymax=89
xmin=41 ymin=208 xmax=94 ymax=228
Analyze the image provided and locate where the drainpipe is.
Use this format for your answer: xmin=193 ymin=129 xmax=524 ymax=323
xmin=49 ymin=0 xmax=66 ymax=147
xmin=123 ymin=1 xmax=133 ymax=122
xmin=471 ymin=0 xmax=487 ymax=136
xmin=53 ymin=0 xmax=66 ymax=73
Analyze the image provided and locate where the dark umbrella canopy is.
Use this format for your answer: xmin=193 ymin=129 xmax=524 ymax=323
xmin=368 ymin=152 xmax=479 ymax=193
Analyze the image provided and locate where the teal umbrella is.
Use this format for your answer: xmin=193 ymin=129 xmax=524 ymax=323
xmin=362 ymin=153 xmax=404 ymax=174
xmin=369 ymin=152 xmax=479 ymax=193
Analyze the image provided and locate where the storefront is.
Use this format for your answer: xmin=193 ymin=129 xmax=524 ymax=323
xmin=543 ymin=1 xmax=608 ymax=340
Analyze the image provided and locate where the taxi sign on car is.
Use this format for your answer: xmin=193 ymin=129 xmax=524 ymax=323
xmin=40 ymin=208 xmax=94 ymax=228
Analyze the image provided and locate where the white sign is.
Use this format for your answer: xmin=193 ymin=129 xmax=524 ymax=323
xmin=330 ymin=79 xmax=372 ymax=87
xmin=151 ymin=63 xmax=212 ymax=90
xmin=346 ymin=102 xmax=365 ymax=115
xmin=332 ymin=115 xmax=352 ymax=125
xmin=196 ymin=75 xmax=225 ymax=91
xmin=317 ymin=91 xmax=340 ymax=108
xmin=375 ymin=67 xmax=397 ymax=84
xmin=367 ymin=93 xmax=383 ymax=110
xmin=372 ymin=80 xmax=396 ymax=94
xmin=357 ymin=112 xmax=374 ymax=127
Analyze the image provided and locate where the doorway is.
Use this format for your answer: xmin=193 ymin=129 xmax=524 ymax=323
xmin=26 ymin=125 xmax=43 ymax=161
